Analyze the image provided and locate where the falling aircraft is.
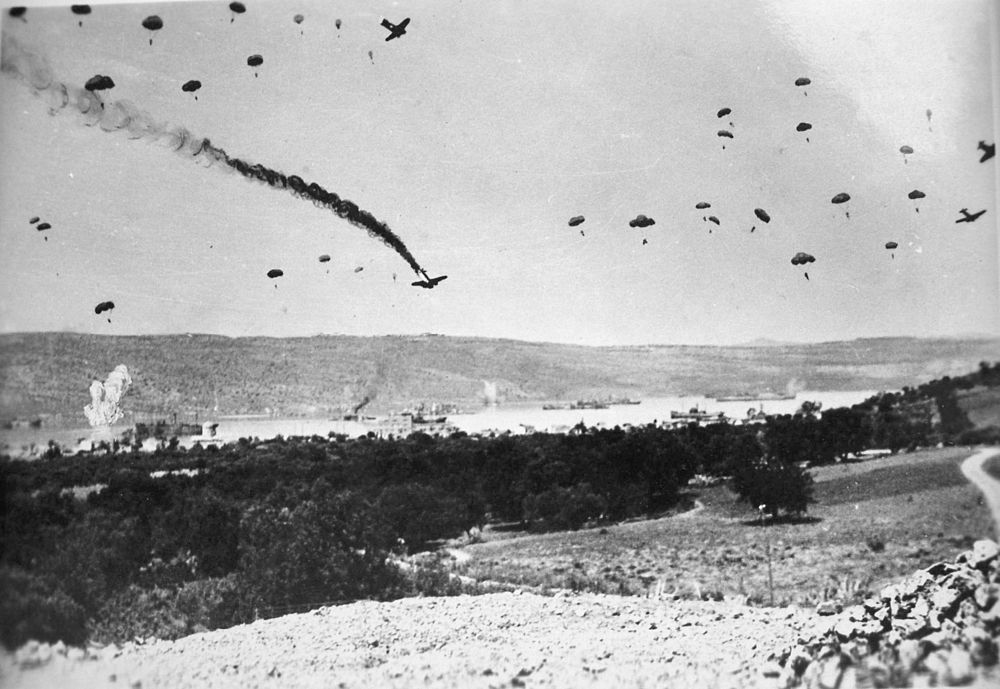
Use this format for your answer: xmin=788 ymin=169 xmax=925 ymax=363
xmin=412 ymin=274 xmax=447 ymax=289
xmin=979 ymin=141 xmax=996 ymax=163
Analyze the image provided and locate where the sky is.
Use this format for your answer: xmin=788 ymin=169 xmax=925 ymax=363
xmin=0 ymin=0 xmax=997 ymax=346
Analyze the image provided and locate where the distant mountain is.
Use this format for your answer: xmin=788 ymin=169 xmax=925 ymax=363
xmin=2 ymin=333 xmax=999 ymax=426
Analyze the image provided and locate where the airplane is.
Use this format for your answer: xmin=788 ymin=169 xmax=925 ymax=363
xmin=955 ymin=208 xmax=987 ymax=224
xmin=411 ymin=274 xmax=447 ymax=289
xmin=979 ymin=140 xmax=995 ymax=163
xmin=381 ymin=17 xmax=410 ymax=41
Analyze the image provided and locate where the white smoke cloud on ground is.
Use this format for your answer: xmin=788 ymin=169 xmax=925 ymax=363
xmin=84 ymin=365 xmax=132 ymax=427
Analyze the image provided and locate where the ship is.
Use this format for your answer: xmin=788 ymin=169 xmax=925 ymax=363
xmin=714 ymin=392 xmax=796 ymax=402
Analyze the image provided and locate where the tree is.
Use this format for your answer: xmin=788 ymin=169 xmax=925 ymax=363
xmin=731 ymin=458 xmax=814 ymax=519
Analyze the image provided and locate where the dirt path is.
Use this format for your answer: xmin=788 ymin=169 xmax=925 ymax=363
xmin=960 ymin=446 xmax=1000 ymax=538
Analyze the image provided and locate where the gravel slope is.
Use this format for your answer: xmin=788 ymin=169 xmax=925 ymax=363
xmin=1 ymin=592 xmax=824 ymax=689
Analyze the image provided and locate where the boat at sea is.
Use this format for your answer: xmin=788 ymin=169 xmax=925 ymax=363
xmin=606 ymin=397 xmax=641 ymax=405
xmin=713 ymin=392 xmax=797 ymax=402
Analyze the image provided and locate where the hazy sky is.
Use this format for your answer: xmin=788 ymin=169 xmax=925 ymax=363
xmin=1 ymin=0 xmax=997 ymax=345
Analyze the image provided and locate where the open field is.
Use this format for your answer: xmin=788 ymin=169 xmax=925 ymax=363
xmin=455 ymin=448 xmax=993 ymax=606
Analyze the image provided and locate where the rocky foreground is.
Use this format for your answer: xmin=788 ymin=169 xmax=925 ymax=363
xmin=3 ymin=541 xmax=1000 ymax=689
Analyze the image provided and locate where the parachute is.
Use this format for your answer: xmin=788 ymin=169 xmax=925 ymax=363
xmin=295 ymin=14 xmax=304 ymax=24
xmin=908 ymin=189 xmax=926 ymax=213
xmin=899 ymin=145 xmax=913 ymax=164
xmin=796 ymin=122 xmax=812 ymax=132
xmin=8 ymin=7 xmax=26 ymax=19
xmin=229 ymin=2 xmax=246 ymax=22
xmin=790 ymin=252 xmax=815 ymax=265
xmin=247 ymin=54 xmax=263 ymax=77
xmin=318 ymin=254 xmax=331 ymax=263
xmin=142 ymin=15 xmax=163 ymax=45
xmin=795 ymin=77 xmax=810 ymax=95
xmin=266 ymin=268 xmax=283 ymax=278
xmin=94 ymin=300 xmax=115 ymax=314
xmin=717 ymin=107 xmax=731 ymax=118
xmin=708 ymin=216 xmax=720 ymax=226
xmin=754 ymin=208 xmax=771 ymax=223
xmin=71 ymin=5 xmax=90 ymax=26
xmin=885 ymin=241 xmax=898 ymax=259
xmin=335 ymin=18 xmax=342 ymax=30
xmin=568 ymin=215 xmax=585 ymax=227
xmin=84 ymin=74 xmax=115 ymax=91
xmin=354 ymin=266 xmax=364 ymax=273
xmin=36 ymin=222 xmax=51 ymax=231
xmin=717 ymin=130 xmax=733 ymax=139
xmin=831 ymin=192 xmax=851 ymax=218
xmin=182 ymin=80 xmax=202 ymax=100
xmin=29 ymin=216 xmax=39 ymax=224
xmin=629 ymin=214 xmax=655 ymax=228
xmin=695 ymin=202 xmax=711 ymax=210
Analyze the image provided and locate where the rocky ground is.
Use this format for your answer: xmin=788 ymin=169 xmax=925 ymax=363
xmin=1 ymin=591 xmax=828 ymax=689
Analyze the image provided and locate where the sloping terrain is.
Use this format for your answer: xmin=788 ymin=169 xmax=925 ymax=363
xmin=2 ymin=333 xmax=998 ymax=423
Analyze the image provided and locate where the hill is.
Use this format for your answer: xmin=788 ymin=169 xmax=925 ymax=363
xmin=1 ymin=333 xmax=999 ymax=424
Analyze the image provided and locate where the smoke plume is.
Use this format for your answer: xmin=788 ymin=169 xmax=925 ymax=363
xmin=1 ymin=34 xmax=427 ymax=277
xmin=84 ymin=364 xmax=132 ymax=427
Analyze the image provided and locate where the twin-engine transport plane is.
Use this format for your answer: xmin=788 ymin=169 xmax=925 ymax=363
xmin=412 ymin=273 xmax=447 ymax=289
xmin=381 ymin=17 xmax=410 ymax=41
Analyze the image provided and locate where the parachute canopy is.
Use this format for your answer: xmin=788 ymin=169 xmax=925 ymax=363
xmin=568 ymin=215 xmax=585 ymax=227
xmin=754 ymin=208 xmax=771 ymax=223
xmin=900 ymin=145 xmax=914 ymax=155
xmin=247 ymin=54 xmax=263 ymax=67
xmin=318 ymin=254 xmax=331 ymax=263
xmin=294 ymin=14 xmax=304 ymax=24
xmin=629 ymin=214 xmax=655 ymax=228
xmin=695 ymin=202 xmax=711 ymax=210
xmin=266 ymin=268 xmax=283 ymax=278
xmin=182 ymin=79 xmax=202 ymax=92
xmin=29 ymin=216 xmax=39 ymax=224
xmin=717 ymin=130 xmax=734 ymax=139
xmin=36 ymin=222 xmax=51 ymax=231
xmin=142 ymin=15 xmax=163 ymax=31
xmin=84 ymin=74 xmax=115 ymax=91
xmin=335 ymin=18 xmax=342 ymax=29
xmin=71 ymin=5 xmax=91 ymax=15
xmin=354 ymin=266 xmax=364 ymax=273
xmin=717 ymin=107 xmax=731 ymax=118
xmin=94 ymin=301 xmax=115 ymax=314
xmin=831 ymin=192 xmax=851 ymax=204
xmin=795 ymin=77 xmax=811 ymax=86
xmin=229 ymin=2 xmax=246 ymax=14
xmin=708 ymin=216 xmax=720 ymax=226
xmin=908 ymin=189 xmax=926 ymax=200
xmin=791 ymin=252 xmax=815 ymax=265
xmin=885 ymin=241 xmax=898 ymax=250
xmin=796 ymin=122 xmax=812 ymax=132
xmin=9 ymin=7 xmax=26 ymax=18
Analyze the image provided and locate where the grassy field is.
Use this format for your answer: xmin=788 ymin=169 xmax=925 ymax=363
xmin=454 ymin=447 xmax=993 ymax=607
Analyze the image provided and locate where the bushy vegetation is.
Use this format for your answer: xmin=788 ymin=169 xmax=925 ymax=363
xmin=2 ymin=362 xmax=997 ymax=649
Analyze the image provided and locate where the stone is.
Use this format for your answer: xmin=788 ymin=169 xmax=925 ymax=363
xmin=925 ymin=562 xmax=959 ymax=577
xmin=974 ymin=583 xmax=1000 ymax=610
xmin=943 ymin=648 xmax=973 ymax=685
xmin=930 ymin=586 xmax=963 ymax=615
xmin=972 ymin=540 xmax=999 ymax=569
xmin=834 ymin=619 xmax=858 ymax=641
xmin=816 ymin=601 xmax=840 ymax=616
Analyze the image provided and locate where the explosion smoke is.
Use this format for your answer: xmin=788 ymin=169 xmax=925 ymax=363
xmin=84 ymin=364 xmax=132 ymax=427
xmin=1 ymin=34 xmax=427 ymax=277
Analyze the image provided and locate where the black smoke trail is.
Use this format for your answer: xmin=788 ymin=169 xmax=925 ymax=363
xmin=1 ymin=34 xmax=428 ymax=277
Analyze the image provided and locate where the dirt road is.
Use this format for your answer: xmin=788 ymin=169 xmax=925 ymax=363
xmin=960 ymin=446 xmax=1000 ymax=537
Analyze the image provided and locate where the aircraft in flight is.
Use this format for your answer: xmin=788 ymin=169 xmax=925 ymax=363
xmin=381 ymin=17 xmax=410 ymax=41
xmin=955 ymin=208 xmax=987 ymax=224
xmin=412 ymin=273 xmax=447 ymax=289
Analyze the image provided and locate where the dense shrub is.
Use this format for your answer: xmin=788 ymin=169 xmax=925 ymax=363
xmin=523 ymin=483 xmax=607 ymax=531
xmin=0 ymin=566 xmax=88 ymax=647
xmin=731 ymin=459 xmax=814 ymax=519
